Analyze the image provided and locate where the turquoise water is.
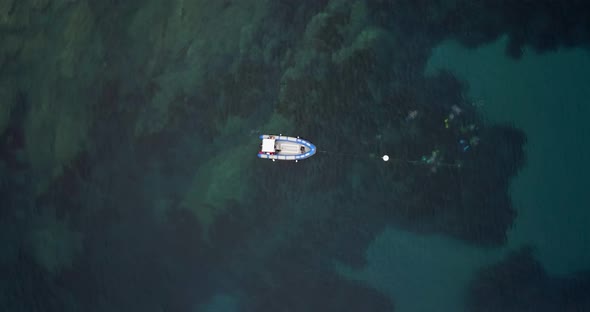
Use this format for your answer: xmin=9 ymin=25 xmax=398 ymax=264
xmin=340 ymin=36 xmax=590 ymax=312
xmin=427 ymin=36 xmax=590 ymax=276
xmin=2 ymin=2 xmax=590 ymax=312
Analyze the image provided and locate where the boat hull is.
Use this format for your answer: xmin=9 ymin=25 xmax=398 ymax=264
xmin=257 ymin=135 xmax=316 ymax=161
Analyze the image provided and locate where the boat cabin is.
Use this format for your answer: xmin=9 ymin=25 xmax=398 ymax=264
xmin=261 ymin=138 xmax=276 ymax=155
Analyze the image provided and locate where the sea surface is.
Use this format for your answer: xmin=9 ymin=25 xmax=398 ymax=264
xmin=1 ymin=1 xmax=589 ymax=312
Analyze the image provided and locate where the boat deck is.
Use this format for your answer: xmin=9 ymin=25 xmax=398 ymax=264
xmin=276 ymin=140 xmax=309 ymax=155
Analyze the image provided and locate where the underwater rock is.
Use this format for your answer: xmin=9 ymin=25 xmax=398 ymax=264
xmin=58 ymin=1 xmax=96 ymax=78
xmin=0 ymin=0 xmax=16 ymax=27
xmin=29 ymin=0 xmax=50 ymax=11
xmin=467 ymin=247 xmax=590 ymax=312
xmin=0 ymin=34 xmax=23 ymax=72
xmin=26 ymin=215 xmax=83 ymax=274
xmin=240 ymin=241 xmax=395 ymax=312
xmin=0 ymin=82 xmax=15 ymax=136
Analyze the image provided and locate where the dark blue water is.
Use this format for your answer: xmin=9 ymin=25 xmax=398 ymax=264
xmin=2 ymin=1 xmax=590 ymax=311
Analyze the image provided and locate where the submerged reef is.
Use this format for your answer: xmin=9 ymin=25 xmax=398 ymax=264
xmin=2 ymin=0 xmax=590 ymax=311
xmin=371 ymin=0 xmax=590 ymax=59
xmin=467 ymin=247 xmax=590 ymax=311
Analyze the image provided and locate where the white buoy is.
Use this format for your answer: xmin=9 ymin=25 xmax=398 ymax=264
xmin=382 ymin=155 xmax=389 ymax=162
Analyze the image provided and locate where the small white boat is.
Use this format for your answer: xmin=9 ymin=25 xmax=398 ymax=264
xmin=257 ymin=134 xmax=316 ymax=161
